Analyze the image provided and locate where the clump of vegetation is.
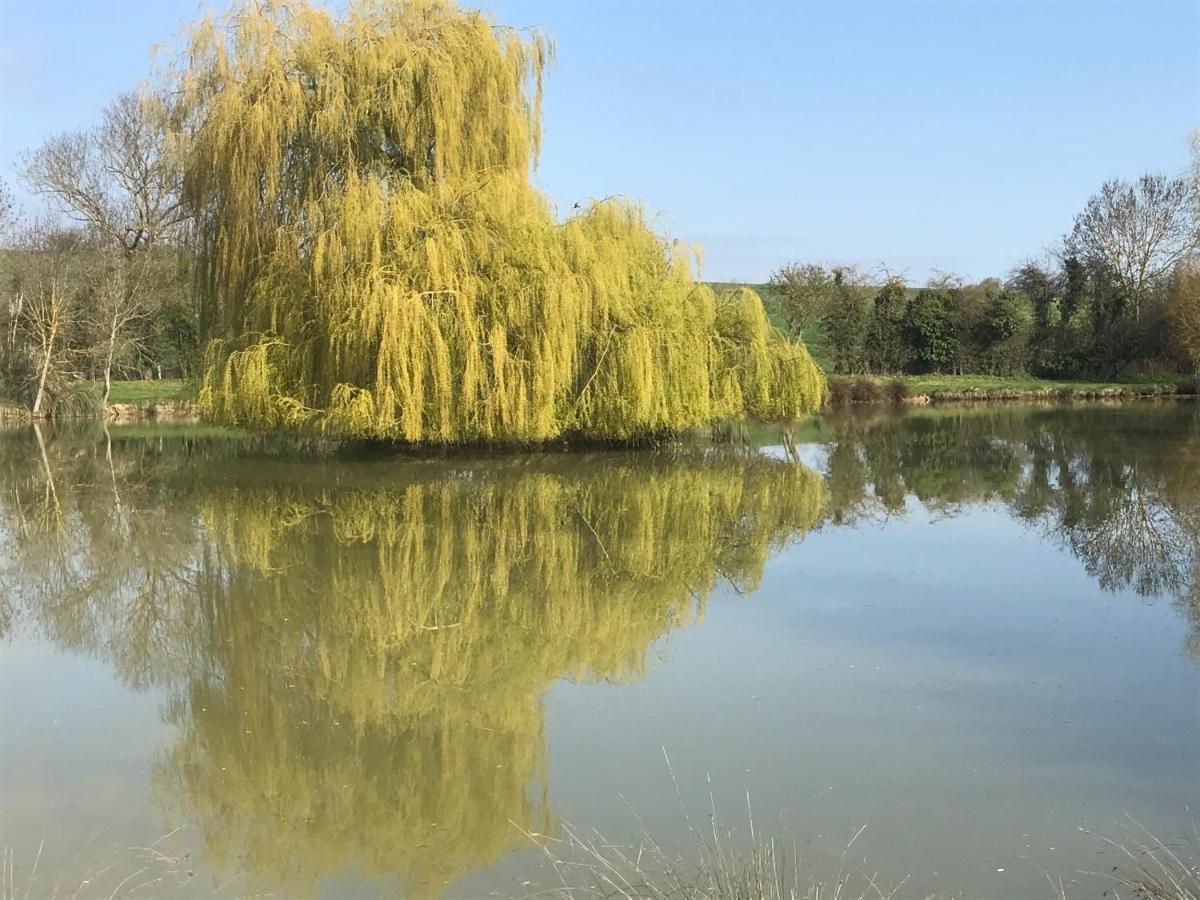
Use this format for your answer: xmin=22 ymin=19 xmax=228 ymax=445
xmin=851 ymin=377 xmax=885 ymax=403
xmin=886 ymin=377 xmax=912 ymax=402
xmin=825 ymin=378 xmax=853 ymax=407
xmin=165 ymin=0 xmax=823 ymax=444
xmin=527 ymin=812 xmax=907 ymax=900
xmin=1090 ymin=821 xmax=1200 ymax=900
xmin=825 ymin=377 xmax=908 ymax=405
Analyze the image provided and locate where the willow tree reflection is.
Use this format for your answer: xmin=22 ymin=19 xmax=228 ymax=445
xmin=0 ymin=428 xmax=823 ymax=895
xmin=4 ymin=405 xmax=1197 ymax=895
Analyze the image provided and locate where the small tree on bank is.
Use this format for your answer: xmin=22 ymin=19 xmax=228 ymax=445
xmin=823 ymin=266 xmax=873 ymax=374
xmin=769 ymin=262 xmax=834 ymax=337
xmin=90 ymin=254 xmax=153 ymax=406
xmin=864 ymin=275 xmax=908 ymax=374
xmin=7 ymin=230 xmax=85 ymax=417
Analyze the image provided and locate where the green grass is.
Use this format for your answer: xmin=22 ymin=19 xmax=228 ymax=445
xmin=893 ymin=373 xmax=1183 ymax=395
xmin=106 ymin=379 xmax=194 ymax=406
xmin=899 ymin=374 xmax=1119 ymax=394
xmin=825 ymin=373 xmax=1190 ymax=402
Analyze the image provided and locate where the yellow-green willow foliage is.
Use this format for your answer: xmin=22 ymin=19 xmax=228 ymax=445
xmin=172 ymin=0 xmax=824 ymax=443
xmin=152 ymin=453 xmax=823 ymax=895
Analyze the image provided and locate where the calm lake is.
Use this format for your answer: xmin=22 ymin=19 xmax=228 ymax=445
xmin=1 ymin=403 xmax=1197 ymax=899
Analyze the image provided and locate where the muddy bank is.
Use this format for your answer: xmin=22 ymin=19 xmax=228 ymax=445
xmin=105 ymin=400 xmax=201 ymax=423
xmin=826 ymin=379 xmax=1196 ymax=407
xmin=0 ymin=401 xmax=201 ymax=425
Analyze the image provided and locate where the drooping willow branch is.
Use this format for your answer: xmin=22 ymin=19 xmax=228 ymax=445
xmin=169 ymin=0 xmax=826 ymax=443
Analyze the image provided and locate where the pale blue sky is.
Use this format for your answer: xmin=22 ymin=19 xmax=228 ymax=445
xmin=1 ymin=0 xmax=1196 ymax=282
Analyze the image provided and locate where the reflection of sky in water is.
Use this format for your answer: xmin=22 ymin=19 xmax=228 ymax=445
xmin=1 ymin=405 xmax=1198 ymax=900
xmin=536 ymin=503 xmax=1198 ymax=899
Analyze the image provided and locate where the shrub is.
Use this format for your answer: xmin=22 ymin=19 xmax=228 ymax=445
xmin=903 ymin=289 xmax=958 ymax=373
xmin=886 ymin=378 xmax=912 ymax=402
xmin=826 ymin=378 xmax=853 ymax=406
xmin=850 ymin=378 xmax=884 ymax=402
xmin=1176 ymin=377 xmax=1200 ymax=396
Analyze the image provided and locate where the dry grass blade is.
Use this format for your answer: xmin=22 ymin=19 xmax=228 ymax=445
xmin=1080 ymin=818 xmax=1200 ymax=900
xmin=517 ymin=807 xmax=919 ymax=900
xmin=0 ymin=831 xmax=215 ymax=900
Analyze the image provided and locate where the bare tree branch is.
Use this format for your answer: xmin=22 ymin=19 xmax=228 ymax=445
xmin=20 ymin=90 xmax=187 ymax=255
xmin=1067 ymin=173 xmax=1200 ymax=322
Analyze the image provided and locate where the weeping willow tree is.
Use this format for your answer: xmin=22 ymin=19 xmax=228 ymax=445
xmin=170 ymin=0 xmax=824 ymax=443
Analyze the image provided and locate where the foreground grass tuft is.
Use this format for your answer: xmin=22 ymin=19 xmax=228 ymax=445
xmin=1087 ymin=820 xmax=1200 ymax=900
xmin=524 ymin=819 xmax=911 ymax=900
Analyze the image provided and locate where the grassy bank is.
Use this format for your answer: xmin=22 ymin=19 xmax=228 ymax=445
xmin=107 ymin=379 xmax=193 ymax=406
xmin=0 ymin=380 xmax=196 ymax=422
xmin=827 ymin=372 xmax=1196 ymax=405
xmin=532 ymin=816 xmax=1199 ymax=900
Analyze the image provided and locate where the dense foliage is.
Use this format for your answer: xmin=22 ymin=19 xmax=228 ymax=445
xmin=772 ymin=173 xmax=1199 ymax=379
xmin=167 ymin=0 xmax=822 ymax=442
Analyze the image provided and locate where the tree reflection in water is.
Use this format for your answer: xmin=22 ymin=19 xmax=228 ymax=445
xmin=1 ymin=402 xmax=1196 ymax=894
xmin=818 ymin=404 xmax=1200 ymax=642
xmin=0 ymin=426 xmax=822 ymax=894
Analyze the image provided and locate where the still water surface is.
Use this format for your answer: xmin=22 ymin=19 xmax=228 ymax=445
xmin=1 ymin=404 xmax=1197 ymax=898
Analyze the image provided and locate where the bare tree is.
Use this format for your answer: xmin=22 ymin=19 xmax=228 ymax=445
xmin=4 ymin=221 xmax=89 ymax=417
xmin=21 ymin=272 xmax=75 ymax=417
xmin=1067 ymin=173 xmax=1200 ymax=321
xmin=0 ymin=177 xmax=17 ymax=244
xmin=91 ymin=254 xmax=154 ymax=405
xmin=20 ymin=91 xmax=185 ymax=255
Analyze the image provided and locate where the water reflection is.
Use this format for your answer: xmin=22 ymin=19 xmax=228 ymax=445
xmin=0 ymin=426 xmax=823 ymax=894
xmin=818 ymin=404 xmax=1200 ymax=650
xmin=1 ymin=404 xmax=1197 ymax=894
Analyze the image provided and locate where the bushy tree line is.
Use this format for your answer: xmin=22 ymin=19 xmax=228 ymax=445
xmin=772 ymin=170 xmax=1200 ymax=378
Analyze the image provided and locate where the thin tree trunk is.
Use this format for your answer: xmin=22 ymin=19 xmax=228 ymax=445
xmin=31 ymin=281 xmax=61 ymax=419
xmin=103 ymin=317 xmax=118 ymax=409
xmin=32 ymin=331 xmax=54 ymax=418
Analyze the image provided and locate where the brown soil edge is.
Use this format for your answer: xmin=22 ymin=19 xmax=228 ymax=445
xmin=834 ymin=386 xmax=1197 ymax=407
xmin=0 ymin=400 xmax=201 ymax=424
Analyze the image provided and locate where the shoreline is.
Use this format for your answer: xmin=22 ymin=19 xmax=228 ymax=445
xmin=2 ymin=386 xmax=1195 ymax=428
xmin=846 ymin=386 xmax=1196 ymax=406
xmin=0 ymin=400 xmax=202 ymax=425
xmin=826 ymin=375 xmax=1197 ymax=407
